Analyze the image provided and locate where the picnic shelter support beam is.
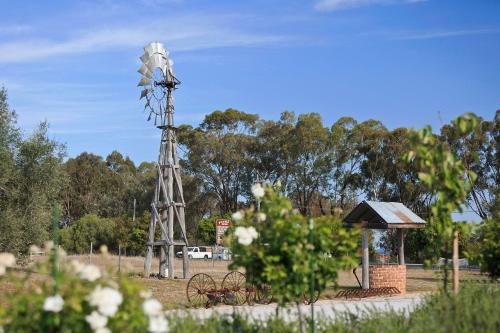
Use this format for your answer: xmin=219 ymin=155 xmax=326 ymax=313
xmin=361 ymin=228 xmax=369 ymax=289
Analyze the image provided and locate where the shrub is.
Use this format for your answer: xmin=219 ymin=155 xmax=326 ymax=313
xmin=0 ymin=247 xmax=167 ymax=333
xmin=228 ymin=184 xmax=359 ymax=306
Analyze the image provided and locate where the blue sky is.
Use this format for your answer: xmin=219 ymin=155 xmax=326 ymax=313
xmin=0 ymin=0 xmax=499 ymax=163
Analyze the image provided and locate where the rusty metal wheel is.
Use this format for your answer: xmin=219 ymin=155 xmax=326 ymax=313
xmin=255 ymin=284 xmax=272 ymax=304
xmin=186 ymin=273 xmax=216 ymax=307
xmin=221 ymin=271 xmax=247 ymax=305
xmin=302 ymin=290 xmax=320 ymax=305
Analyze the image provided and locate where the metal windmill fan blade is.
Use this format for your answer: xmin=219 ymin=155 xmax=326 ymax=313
xmin=138 ymin=65 xmax=152 ymax=78
xmin=140 ymin=89 xmax=149 ymax=99
xmin=140 ymin=53 xmax=150 ymax=64
xmin=146 ymin=54 xmax=167 ymax=72
xmin=138 ymin=77 xmax=152 ymax=86
xmin=144 ymin=42 xmax=166 ymax=57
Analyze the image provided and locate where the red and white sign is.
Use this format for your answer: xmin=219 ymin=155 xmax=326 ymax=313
xmin=215 ymin=219 xmax=232 ymax=245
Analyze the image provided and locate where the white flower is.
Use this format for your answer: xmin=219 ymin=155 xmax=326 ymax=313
xmin=234 ymin=226 xmax=258 ymax=246
xmin=251 ymin=184 xmax=265 ymax=199
xmin=0 ymin=265 xmax=5 ymax=276
xmin=87 ymin=286 xmax=123 ymax=317
xmin=148 ymin=314 xmax=168 ymax=333
xmin=86 ymin=311 xmax=108 ymax=330
xmin=43 ymin=294 xmax=64 ymax=313
xmin=143 ymin=298 xmax=163 ymax=316
xmin=231 ymin=211 xmax=243 ymax=221
xmin=79 ymin=264 xmax=102 ymax=281
xmin=95 ymin=328 xmax=111 ymax=333
xmin=70 ymin=260 xmax=85 ymax=274
xmin=0 ymin=253 xmax=15 ymax=267
xmin=256 ymin=212 xmax=266 ymax=222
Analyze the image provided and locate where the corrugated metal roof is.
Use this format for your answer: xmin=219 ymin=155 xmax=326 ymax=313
xmin=365 ymin=201 xmax=426 ymax=224
xmin=343 ymin=200 xmax=426 ymax=228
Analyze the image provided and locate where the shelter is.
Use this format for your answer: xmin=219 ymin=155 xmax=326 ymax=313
xmin=344 ymin=201 xmax=426 ymax=291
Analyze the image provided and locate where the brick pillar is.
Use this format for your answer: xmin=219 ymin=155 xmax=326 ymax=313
xmin=369 ymin=264 xmax=406 ymax=294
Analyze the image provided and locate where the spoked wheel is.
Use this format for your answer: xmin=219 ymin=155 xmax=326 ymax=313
xmin=186 ymin=273 xmax=217 ymax=307
xmin=221 ymin=271 xmax=248 ymax=305
xmin=302 ymin=290 xmax=320 ymax=305
xmin=255 ymin=284 xmax=273 ymax=304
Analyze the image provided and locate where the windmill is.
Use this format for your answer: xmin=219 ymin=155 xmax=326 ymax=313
xmin=138 ymin=42 xmax=189 ymax=279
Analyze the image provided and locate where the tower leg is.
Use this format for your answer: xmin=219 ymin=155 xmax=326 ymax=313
xmin=144 ymin=212 xmax=157 ymax=277
xmin=159 ymin=244 xmax=168 ymax=278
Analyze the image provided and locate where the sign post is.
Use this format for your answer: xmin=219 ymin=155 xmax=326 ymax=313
xmin=215 ymin=219 xmax=232 ymax=245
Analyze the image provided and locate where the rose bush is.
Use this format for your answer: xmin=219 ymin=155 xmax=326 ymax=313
xmin=0 ymin=247 xmax=168 ymax=333
xmin=228 ymin=185 xmax=359 ymax=306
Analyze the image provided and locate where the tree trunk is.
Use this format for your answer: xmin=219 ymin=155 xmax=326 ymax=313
xmin=453 ymin=230 xmax=459 ymax=294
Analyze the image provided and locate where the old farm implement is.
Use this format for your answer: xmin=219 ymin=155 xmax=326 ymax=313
xmin=186 ymin=271 xmax=319 ymax=308
xmin=186 ymin=271 xmax=272 ymax=308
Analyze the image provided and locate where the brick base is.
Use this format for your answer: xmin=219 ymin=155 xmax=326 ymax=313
xmin=369 ymin=264 xmax=406 ymax=294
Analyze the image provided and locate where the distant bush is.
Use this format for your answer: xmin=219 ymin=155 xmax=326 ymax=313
xmin=60 ymin=214 xmax=118 ymax=254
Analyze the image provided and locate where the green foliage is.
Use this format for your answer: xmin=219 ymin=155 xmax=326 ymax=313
xmin=406 ymin=114 xmax=479 ymax=249
xmin=197 ymin=217 xmax=217 ymax=245
xmin=60 ymin=214 xmax=118 ymax=254
xmin=0 ymin=252 xmax=153 ymax=332
xmin=0 ymin=88 xmax=65 ymax=254
xmin=476 ymin=219 xmax=500 ymax=278
xmin=229 ymin=186 xmax=359 ymax=305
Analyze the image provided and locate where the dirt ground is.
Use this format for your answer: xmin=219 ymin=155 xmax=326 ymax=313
xmin=4 ymin=254 xmax=489 ymax=310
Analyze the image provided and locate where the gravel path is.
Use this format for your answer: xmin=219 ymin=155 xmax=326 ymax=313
xmin=168 ymin=293 xmax=425 ymax=322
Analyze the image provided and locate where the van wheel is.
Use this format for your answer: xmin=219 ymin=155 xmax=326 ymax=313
xmin=204 ymin=255 xmax=208 ymax=259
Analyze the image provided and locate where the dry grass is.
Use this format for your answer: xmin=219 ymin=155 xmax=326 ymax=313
xmin=4 ymin=254 xmax=490 ymax=309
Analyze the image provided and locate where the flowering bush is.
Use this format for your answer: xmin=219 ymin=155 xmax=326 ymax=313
xmin=229 ymin=185 xmax=359 ymax=306
xmin=0 ymin=247 xmax=168 ymax=333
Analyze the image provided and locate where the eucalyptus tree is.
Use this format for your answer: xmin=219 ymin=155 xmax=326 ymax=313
xmin=251 ymin=111 xmax=296 ymax=190
xmin=440 ymin=111 xmax=499 ymax=219
xmin=327 ymin=117 xmax=363 ymax=212
xmin=178 ymin=108 xmax=258 ymax=216
xmin=287 ymin=113 xmax=332 ymax=215
xmin=357 ymin=119 xmax=389 ymax=201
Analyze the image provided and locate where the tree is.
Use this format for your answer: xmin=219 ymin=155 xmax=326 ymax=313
xmin=178 ymin=109 xmax=258 ymax=215
xmin=476 ymin=218 xmax=500 ymax=279
xmin=287 ymin=113 xmax=332 ymax=215
xmin=441 ymin=111 xmax=499 ymax=219
xmin=0 ymin=87 xmax=22 ymax=253
xmin=407 ymin=113 xmax=480 ymax=293
xmin=60 ymin=214 xmax=117 ymax=254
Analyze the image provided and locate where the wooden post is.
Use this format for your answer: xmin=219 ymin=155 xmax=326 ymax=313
xmin=89 ymin=242 xmax=93 ymax=264
xmin=453 ymin=230 xmax=459 ymax=294
xmin=361 ymin=229 xmax=369 ymax=289
xmin=118 ymin=245 xmax=121 ymax=274
xmin=397 ymin=229 xmax=405 ymax=265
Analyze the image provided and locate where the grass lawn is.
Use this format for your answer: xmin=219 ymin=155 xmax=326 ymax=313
xmin=2 ymin=254 xmax=489 ymax=310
